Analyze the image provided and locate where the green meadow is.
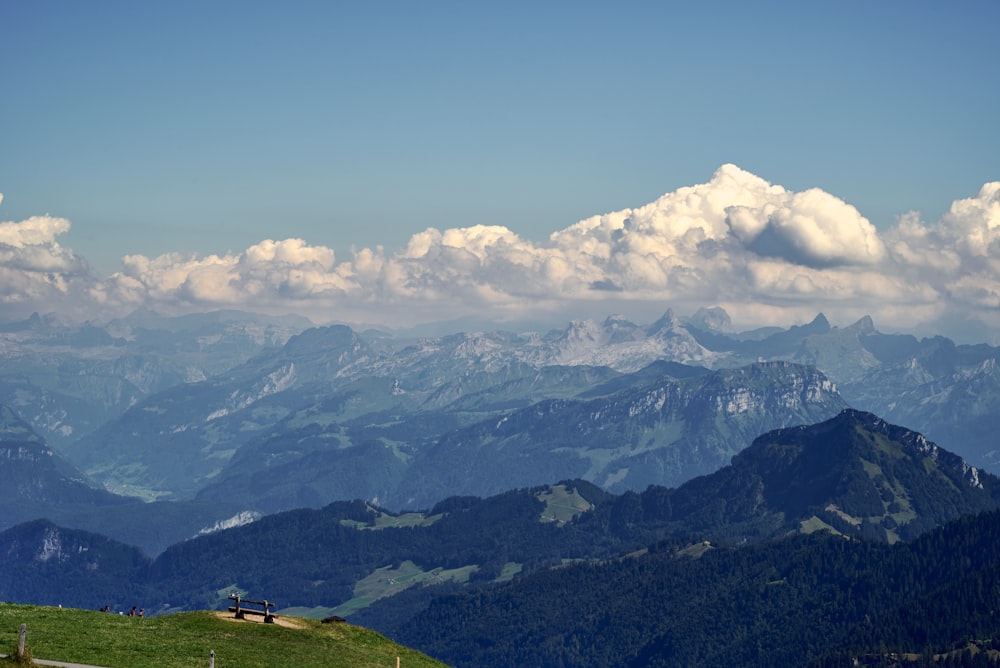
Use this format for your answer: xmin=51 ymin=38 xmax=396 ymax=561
xmin=0 ymin=603 xmax=446 ymax=668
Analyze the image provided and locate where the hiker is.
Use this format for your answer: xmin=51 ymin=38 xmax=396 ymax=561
xmin=129 ymin=606 xmax=136 ymax=617
xmin=138 ymin=609 xmax=145 ymax=618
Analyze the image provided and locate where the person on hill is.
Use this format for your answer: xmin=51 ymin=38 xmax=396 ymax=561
xmin=129 ymin=606 xmax=136 ymax=617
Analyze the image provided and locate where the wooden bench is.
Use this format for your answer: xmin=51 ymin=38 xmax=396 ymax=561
xmin=227 ymin=593 xmax=277 ymax=623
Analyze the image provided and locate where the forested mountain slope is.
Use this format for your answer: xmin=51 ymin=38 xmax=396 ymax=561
xmin=395 ymin=510 xmax=1000 ymax=667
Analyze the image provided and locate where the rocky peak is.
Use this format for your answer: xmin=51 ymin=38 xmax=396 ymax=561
xmin=846 ymin=315 xmax=876 ymax=335
xmin=803 ymin=313 xmax=831 ymax=333
xmin=646 ymin=308 xmax=680 ymax=337
xmin=281 ymin=324 xmax=362 ymax=356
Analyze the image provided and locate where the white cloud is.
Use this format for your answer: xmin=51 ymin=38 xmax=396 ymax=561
xmin=0 ymin=198 xmax=95 ymax=317
xmin=883 ymin=181 xmax=1000 ymax=320
xmin=3 ymin=169 xmax=1000 ymax=341
xmin=727 ymin=188 xmax=886 ymax=267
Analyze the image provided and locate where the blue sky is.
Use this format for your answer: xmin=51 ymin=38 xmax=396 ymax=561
xmin=1 ymin=1 xmax=998 ymax=339
xmin=3 ymin=0 xmax=996 ymax=271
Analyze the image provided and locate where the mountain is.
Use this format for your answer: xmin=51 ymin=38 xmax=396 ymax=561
xmin=85 ymin=352 xmax=843 ymax=511
xmin=0 ymin=309 xmax=308 ymax=449
xmin=57 ymin=309 xmax=724 ymax=503
xmin=621 ymin=408 xmax=1000 ymax=543
xmin=1 ymin=411 xmax=993 ymax=637
xmin=0 ymin=483 xmax=620 ymax=614
xmin=9 ymin=305 xmax=1000 ymax=530
xmin=0 ymin=519 xmax=149 ymax=609
xmin=389 ymin=361 xmax=844 ymax=508
xmin=0 ymin=404 xmax=130 ymax=511
xmin=0 ymin=402 xmax=259 ymax=555
xmin=844 ymin=339 xmax=1000 ymax=470
xmin=686 ymin=311 xmax=1000 ymax=471
xmin=367 ymin=414 xmax=1000 ymax=667
xmin=393 ymin=509 xmax=1000 ymax=668
xmin=58 ymin=324 xmax=379 ymax=499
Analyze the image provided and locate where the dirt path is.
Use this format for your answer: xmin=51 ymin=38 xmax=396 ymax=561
xmin=210 ymin=610 xmax=309 ymax=629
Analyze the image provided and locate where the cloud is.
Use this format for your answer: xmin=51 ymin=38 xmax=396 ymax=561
xmin=0 ymin=196 xmax=95 ymax=317
xmin=3 ymin=168 xmax=1000 ymax=342
xmin=104 ymin=239 xmax=352 ymax=312
xmin=885 ymin=181 xmax=1000 ymax=315
xmin=727 ymin=188 xmax=886 ymax=267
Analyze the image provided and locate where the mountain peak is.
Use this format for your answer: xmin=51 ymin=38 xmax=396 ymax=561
xmin=806 ymin=313 xmax=830 ymax=331
xmin=834 ymin=408 xmax=983 ymax=489
xmin=646 ymin=308 xmax=679 ymax=336
xmin=846 ymin=315 xmax=876 ymax=335
xmin=671 ymin=409 xmax=999 ymax=543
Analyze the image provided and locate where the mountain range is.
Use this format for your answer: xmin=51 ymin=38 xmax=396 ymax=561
xmin=1 ymin=409 xmax=999 ymax=666
xmin=1 ymin=306 xmax=998 ymax=539
xmin=8 ymin=307 xmax=991 ymax=512
xmin=0 ymin=309 xmax=306 ymax=452
xmin=4 ymin=305 xmax=1000 ymax=664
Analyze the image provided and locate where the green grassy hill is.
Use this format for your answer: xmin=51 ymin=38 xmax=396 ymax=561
xmin=0 ymin=604 xmax=445 ymax=668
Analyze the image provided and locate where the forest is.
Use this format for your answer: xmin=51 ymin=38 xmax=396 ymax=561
xmin=387 ymin=510 xmax=1000 ymax=666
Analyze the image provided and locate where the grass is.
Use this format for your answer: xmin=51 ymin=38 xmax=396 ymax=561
xmin=338 ymin=507 xmax=443 ymax=531
xmin=799 ymin=515 xmax=842 ymax=536
xmin=281 ymin=560 xmax=480 ymax=620
xmin=536 ymin=484 xmax=595 ymax=525
xmin=0 ymin=603 xmax=447 ymax=668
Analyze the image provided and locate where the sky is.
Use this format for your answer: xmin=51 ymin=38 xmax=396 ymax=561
xmin=1 ymin=1 xmax=999 ymax=341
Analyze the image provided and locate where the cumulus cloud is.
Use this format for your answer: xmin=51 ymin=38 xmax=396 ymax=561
xmin=727 ymin=188 xmax=886 ymax=267
xmin=3 ymin=168 xmax=1000 ymax=341
xmin=0 ymin=195 xmax=95 ymax=318
xmin=884 ymin=181 xmax=1000 ymax=318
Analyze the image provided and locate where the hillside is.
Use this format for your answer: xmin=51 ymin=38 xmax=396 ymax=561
xmin=0 ymin=403 xmax=252 ymax=555
xmin=0 ymin=310 xmax=306 ymax=450
xmin=569 ymin=408 xmax=1000 ymax=547
xmin=0 ymin=405 xmax=132 ymax=514
xmin=392 ymin=361 xmax=843 ymax=507
xmin=0 ymin=603 xmax=444 ymax=668
xmin=394 ymin=510 xmax=1000 ymax=667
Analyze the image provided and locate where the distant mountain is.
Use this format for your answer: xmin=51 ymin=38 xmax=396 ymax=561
xmin=87 ymin=352 xmax=843 ymax=511
xmin=844 ymin=338 xmax=1000 ymax=469
xmin=9 ymin=305 xmax=1000 ymax=529
xmin=0 ymin=404 xmax=129 ymax=510
xmin=686 ymin=311 xmax=1000 ymax=470
xmin=390 ymin=361 xmax=844 ymax=508
xmin=59 ymin=324 xmax=385 ymax=499
xmin=0 ymin=310 xmax=308 ymax=449
xmin=57 ymin=309 xmax=725 ymax=503
xmin=0 ymin=403 xmax=256 ymax=556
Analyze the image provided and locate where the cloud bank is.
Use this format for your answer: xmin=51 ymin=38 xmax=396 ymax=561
xmin=1 ymin=168 xmax=998 ymax=341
